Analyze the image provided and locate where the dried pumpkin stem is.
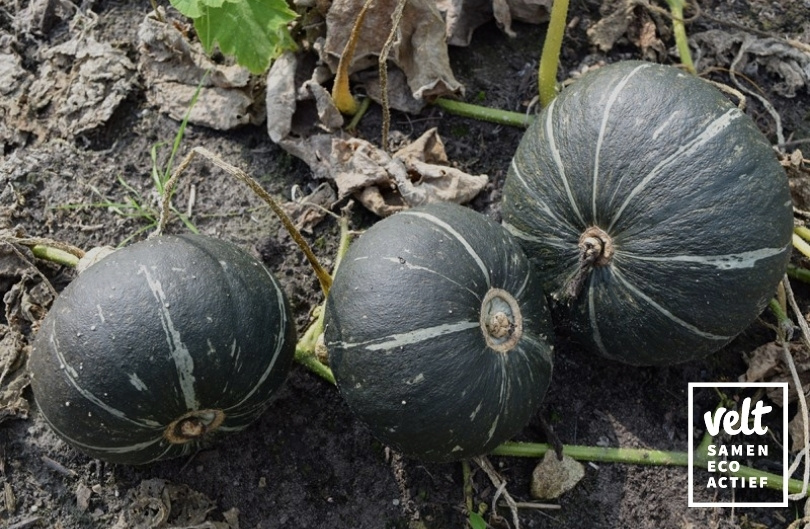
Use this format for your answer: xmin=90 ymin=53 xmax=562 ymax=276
xmin=378 ymin=0 xmax=407 ymax=152
xmin=156 ymin=147 xmax=333 ymax=295
xmin=781 ymin=275 xmax=810 ymax=499
xmin=563 ymin=226 xmax=613 ymax=300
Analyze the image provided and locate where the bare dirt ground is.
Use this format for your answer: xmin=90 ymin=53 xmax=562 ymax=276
xmin=2 ymin=0 xmax=810 ymax=528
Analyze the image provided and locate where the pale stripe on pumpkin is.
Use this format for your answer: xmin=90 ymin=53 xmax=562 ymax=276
xmin=46 ymin=317 xmax=162 ymax=429
xmin=513 ymin=265 xmax=532 ymax=299
xmin=501 ymin=221 xmax=572 ymax=251
xmin=40 ymin=409 xmax=167 ymax=455
xmin=336 ymin=320 xmax=480 ymax=352
xmin=225 ymin=266 xmax=289 ymax=412
xmin=617 ymin=244 xmax=789 ymax=270
xmin=382 ymin=257 xmax=480 ymax=299
xmin=401 ymin=210 xmax=491 ymax=287
xmin=546 ymin=98 xmax=586 ymax=226
xmin=129 ymin=373 xmax=148 ymax=392
xmin=611 ymin=268 xmax=732 ymax=341
xmin=587 ymin=284 xmax=612 ymax=360
xmin=593 ymin=62 xmax=650 ymax=223
xmin=507 ymin=161 xmax=581 ymax=243
xmin=139 ymin=265 xmax=198 ymax=411
xmin=608 ymin=107 xmax=743 ymax=231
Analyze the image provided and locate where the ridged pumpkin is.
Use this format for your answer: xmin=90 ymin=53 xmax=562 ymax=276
xmin=325 ymin=202 xmax=554 ymax=462
xmin=502 ymin=61 xmax=793 ymax=365
xmin=30 ymin=235 xmax=296 ymax=464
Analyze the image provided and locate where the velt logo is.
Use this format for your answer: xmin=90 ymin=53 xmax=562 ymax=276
xmin=688 ymin=382 xmax=788 ymax=508
xmin=703 ymin=398 xmax=771 ymax=437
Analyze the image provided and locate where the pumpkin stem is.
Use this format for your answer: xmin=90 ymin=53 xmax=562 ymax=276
xmin=480 ymin=288 xmax=523 ymax=353
xmin=164 ymin=409 xmax=226 ymax=444
xmin=564 ymin=226 xmax=614 ymax=300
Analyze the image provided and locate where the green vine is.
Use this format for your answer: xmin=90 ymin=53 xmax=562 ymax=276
xmin=538 ymin=0 xmax=569 ymax=107
xmin=665 ymin=0 xmax=696 ymax=74
xmin=433 ymin=98 xmax=531 ymax=128
xmin=492 ymin=441 xmax=804 ymax=495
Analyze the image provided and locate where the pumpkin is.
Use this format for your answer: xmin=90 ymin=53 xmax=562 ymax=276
xmin=324 ymin=202 xmax=554 ymax=462
xmin=30 ymin=234 xmax=296 ymax=465
xmin=501 ymin=61 xmax=793 ymax=365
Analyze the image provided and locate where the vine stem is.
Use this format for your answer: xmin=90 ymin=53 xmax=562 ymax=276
xmin=538 ymin=0 xmax=569 ymax=107
xmin=31 ymin=245 xmax=80 ymax=268
xmin=491 ymin=441 xmax=805 ymax=494
xmin=665 ymin=0 xmax=696 ymax=74
xmin=155 ymin=146 xmax=333 ymax=296
xmin=294 ymin=308 xmax=335 ymax=385
xmin=769 ymin=297 xmax=794 ymax=337
xmin=292 ymin=214 xmax=353 ymax=385
xmin=794 ymin=226 xmax=810 ymax=252
xmin=788 ymin=264 xmax=810 ymax=284
xmin=433 ymin=99 xmax=532 ymax=128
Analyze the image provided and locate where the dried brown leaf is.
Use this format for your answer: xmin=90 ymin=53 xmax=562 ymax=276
xmin=586 ymin=0 xmax=667 ymax=61
xmin=744 ymin=342 xmax=810 ymax=407
xmin=321 ymin=0 xmax=463 ymax=104
xmin=113 ymin=479 xmax=239 ymax=529
xmin=692 ymin=30 xmax=810 ymax=98
xmin=437 ymin=0 xmax=551 ymax=46
xmin=137 ymin=11 xmax=264 ymax=130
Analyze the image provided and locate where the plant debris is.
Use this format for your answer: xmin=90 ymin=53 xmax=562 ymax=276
xmin=0 ymin=240 xmax=56 ymax=424
xmin=692 ymin=30 xmax=810 ymax=98
xmin=320 ymin=0 xmax=463 ymax=108
xmin=111 ymin=479 xmax=240 ymax=529
xmin=137 ymin=9 xmax=264 ymax=130
xmin=586 ymin=0 xmax=669 ymax=62
xmin=283 ymin=183 xmax=338 ymax=233
xmin=265 ymin=53 xmax=487 ymax=216
xmin=786 ymin=150 xmax=810 ymax=214
xmin=437 ymin=0 xmax=552 ymax=46
xmin=744 ymin=341 xmax=810 ymax=408
xmin=0 ymin=13 xmax=136 ymax=147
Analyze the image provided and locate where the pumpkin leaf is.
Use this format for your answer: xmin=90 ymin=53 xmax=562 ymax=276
xmin=170 ymin=0 xmax=238 ymax=18
xmin=170 ymin=0 xmax=298 ymax=73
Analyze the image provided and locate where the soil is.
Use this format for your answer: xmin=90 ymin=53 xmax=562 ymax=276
xmin=2 ymin=0 xmax=810 ymax=528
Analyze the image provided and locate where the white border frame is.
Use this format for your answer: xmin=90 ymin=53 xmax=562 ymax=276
xmin=688 ymin=382 xmax=789 ymax=508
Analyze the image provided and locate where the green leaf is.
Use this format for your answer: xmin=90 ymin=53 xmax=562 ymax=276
xmin=170 ymin=0 xmax=237 ymax=18
xmin=468 ymin=512 xmax=487 ymax=529
xmin=192 ymin=0 xmax=298 ymax=74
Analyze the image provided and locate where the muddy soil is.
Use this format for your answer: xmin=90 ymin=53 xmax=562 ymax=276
xmin=2 ymin=0 xmax=810 ymax=528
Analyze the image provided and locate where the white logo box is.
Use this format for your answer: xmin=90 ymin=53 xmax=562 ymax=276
xmin=688 ymin=382 xmax=789 ymax=508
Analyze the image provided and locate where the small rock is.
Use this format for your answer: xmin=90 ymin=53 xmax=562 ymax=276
xmin=530 ymin=451 xmax=585 ymax=500
xmin=76 ymin=482 xmax=93 ymax=513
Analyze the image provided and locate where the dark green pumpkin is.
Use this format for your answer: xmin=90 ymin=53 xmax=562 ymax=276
xmin=325 ymin=202 xmax=554 ymax=462
xmin=502 ymin=61 xmax=792 ymax=365
xmin=30 ymin=234 xmax=296 ymax=465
